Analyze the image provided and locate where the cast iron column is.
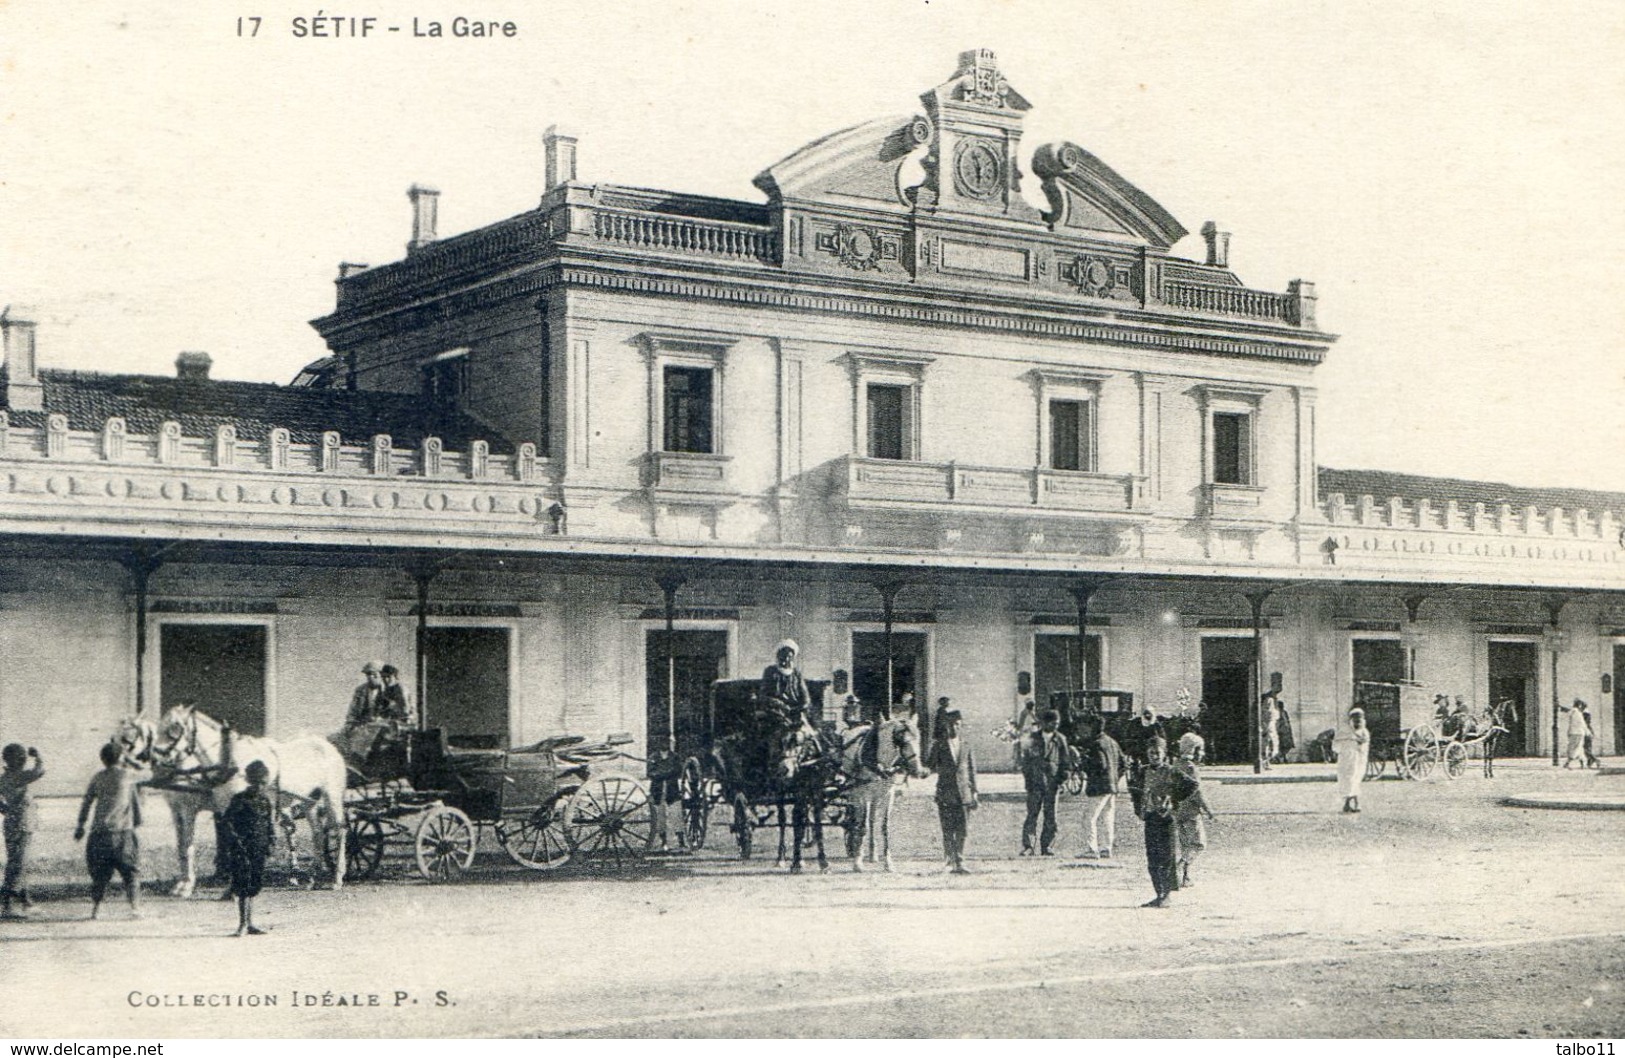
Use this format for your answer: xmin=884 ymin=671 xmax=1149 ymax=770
xmin=1244 ymin=588 xmax=1275 ymax=775
xmin=1545 ymin=596 xmax=1568 ymax=767
xmin=120 ymin=545 xmax=167 ymax=715
xmin=657 ymin=573 xmax=686 ymax=752
xmin=877 ymin=579 xmax=904 ymax=714
xmin=411 ymin=560 xmax=439 ymax=730
xmin=1069 ymin=580 xmax=1102 ymax=691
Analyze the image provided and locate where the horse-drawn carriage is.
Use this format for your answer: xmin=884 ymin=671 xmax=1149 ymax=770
xmin=138 ymin=704 xmax=654 ymax=888
xmin=1355 ymin=681 xmax=1507 ymax=780
xmin=335 ymin=727 xmax=655 ymax=880
xmin=676 ymin=678 xmax=855 ymax=869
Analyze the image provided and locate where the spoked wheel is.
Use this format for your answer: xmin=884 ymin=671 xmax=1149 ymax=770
xmin=1063 ymin=772 xmax=1084 ymax=797
xmin=414 ymin=806 xmax=477 ymax=881
xmin=679 ymin=758 xmax=711 ymax=851
xmin=732 ymin=792 xmax=753 ymax=860
xmin=1403 ymin=726 xmax=1438 ymax=780
xmin=1365 ymin=755 xmax=1386 ymax=782
xmin=1445 ymin=741 xmax=1469 ymax=779
xmin=494 ymin=798 xmax=573 ymax=871
xmin=563 ymin=776 xmax=654 ymax=867
xmin=331 ymin=816 xmax=387 ymax=881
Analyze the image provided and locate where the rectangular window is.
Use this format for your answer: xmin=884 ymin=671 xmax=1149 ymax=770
xmin=422 ymin=355 xmax=469 ymax=408
xmin=663 ymin=365 xmax=714 ymax=454
xmin=1212 ymin=411 xmax=1252 ymax=485
xmin=866 ymin=383 xmax=907 ymax=461
xmin=1049 ymin=399 xmax=1093 ymax=472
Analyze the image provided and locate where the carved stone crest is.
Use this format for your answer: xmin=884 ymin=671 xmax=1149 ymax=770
xmin=1064 ymin=254 xmax=1132 ymax=299
xmin=815 ymin=223 xmax=898 ymax=271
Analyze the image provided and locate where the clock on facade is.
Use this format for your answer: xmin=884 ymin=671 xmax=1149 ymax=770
xmin=953 ymin=140 xmax=1003 ymax=199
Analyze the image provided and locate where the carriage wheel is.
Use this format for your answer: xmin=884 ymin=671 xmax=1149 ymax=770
xmin=493 ymin=798 xmax=573 ymax=871
xmin=679 ymin=758 xmax=711 ymax=851
xmin=732 ymin=792 xmax=753 ymax=860
xmin=1445 ymin=741 xmax=1469 ymax=779
xmin=328 ymin=816 xmax=387 ymax=881
xmin=563 ymin=776 xmax=654 ymax=867
xmin=1064 ymin=772 xmax=1083 ymax=797
xmin=414 ymin=806 xmax=477 ymax=881
xmin=1403 ymin=726 xmax=1438 ymax=780
xmin=1364 ymin=756 xmax=1386 ymax=782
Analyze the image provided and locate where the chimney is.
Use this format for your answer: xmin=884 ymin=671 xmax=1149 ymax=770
xmin=1 ymin=305 xmax=44 ymax=412
xmin=543 ymin=126 xmax=577 ymax=191
xmin=337 ymin=262 xmax=371 ymax=279
xmin=1201 ymin=221 xmax=1230 ymax=269
xmin=176 ymin=351 xmax=213 ymax=382
xmin=407 ymin=184 xmax=440 ymax=253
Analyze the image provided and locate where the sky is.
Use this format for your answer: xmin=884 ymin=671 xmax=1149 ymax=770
xmin=2 ymin=0 xmax=1623 ymax=491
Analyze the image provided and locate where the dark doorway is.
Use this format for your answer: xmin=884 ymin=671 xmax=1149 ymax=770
xmin=646 ymin=630 xmax=729 ymax=758
xmin=1616 ymin=646 xmax=1625 ymax=757
xmin=1033 ymin=632 xmax=1102 ymax=709
xmin=159 ymin=624 xmax=267 ymax=735
xmin=425 ymin=627 xmax=510 ymax=749
xmin=1201 ymin=636 xmax=1255 ymax=765
xmin=1488 ymin=641 xmax=1539 ymax=756
xmin=1351 ymin=638 xmax=1407 ymax=685
xmin=852 ymin=630 xmax=929 ymax=742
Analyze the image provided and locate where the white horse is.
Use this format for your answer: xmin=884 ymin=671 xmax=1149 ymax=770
xmin=113 ymin=716 xmax=222 ymax=899
xmin=151 ymin=704 xmax=348 ymax=890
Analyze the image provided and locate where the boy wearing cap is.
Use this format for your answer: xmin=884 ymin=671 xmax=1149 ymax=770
xmin=1173 ymin=733 xmax=1215 ymax=888
xmin=223 ymin=759 xmax=276 ymax=936
xmin=924 ymin=703 xmax=977 ymax=874
xmin=75 ymin=742 xmax=145 ymax=920
xmin=0 ymin=743 xmax=45 ymax=919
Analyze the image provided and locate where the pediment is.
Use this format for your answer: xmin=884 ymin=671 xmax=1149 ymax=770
xmin=753 ymin=114 xmax=928 ymax=209
xmin=1031 ymin=142 xmax=1187 ymax=250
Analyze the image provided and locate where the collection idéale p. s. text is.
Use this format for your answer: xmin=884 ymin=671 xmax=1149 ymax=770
xmin=237 ymin=15 xmax=519 ymax=39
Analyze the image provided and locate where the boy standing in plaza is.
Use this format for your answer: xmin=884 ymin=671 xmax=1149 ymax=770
xmin=222 ymin=760 xmax=276 ymax=936
xmin=1172 ymin=732 xmax=1216 ymax=888
xmin=0 ymin=743 xmax=46 ymax=919
xmin=75 ymin=742 xmax=145 ymax=920
xmin=1136 ymin=737 xmax=1191 ymax=907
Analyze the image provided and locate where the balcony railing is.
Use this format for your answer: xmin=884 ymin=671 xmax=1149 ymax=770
xmin=590 ymin=209 xmax=778 ymax=263
xmin=1163 ymin=281 xmax=1293 ymax=324
xmin=839 ymin=456 xmax=1141 ymax=514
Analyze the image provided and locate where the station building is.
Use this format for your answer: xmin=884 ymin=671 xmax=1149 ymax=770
xmin=4 ymin=50 xmax=1623 ymax=792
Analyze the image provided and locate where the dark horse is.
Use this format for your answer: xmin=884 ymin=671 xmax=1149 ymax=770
xmin=771 ymin=722 xmax=843 ymax=873
xmin=717 ymin=713 xmax=845 ymax=872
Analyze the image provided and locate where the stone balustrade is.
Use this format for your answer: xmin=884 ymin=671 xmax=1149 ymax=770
xmin=0 ymin=412 xmax=541 ymax=483
xmin=589 ymin=208 xmax=779 ymax=263
xmin=1322 ymin=492 xmax=1621 ymax=542
xmin=1162 ymin=280 xmax=1294 ymax=324
xmin=840 ymin=455 xmax=1140 ymax=515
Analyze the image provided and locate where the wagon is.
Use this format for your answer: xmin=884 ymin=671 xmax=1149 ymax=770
xmin=677 ymin=677 xmax=853 ymax=860
xmin=1354 ymin=681 xmax=1496 ymax=780
xmin=328 ymin=728 xmax=655 ymax=881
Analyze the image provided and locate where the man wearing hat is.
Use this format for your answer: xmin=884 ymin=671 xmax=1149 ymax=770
xmin=1019 ymin=709 xmax=1069 ymax=856
xmin=341 ymin=661 xmax=391 ymax=764
xmin=924 ymin=700 xmax=977 ymax=874
xmin=760 ymin=640 xmax=810 ymax=727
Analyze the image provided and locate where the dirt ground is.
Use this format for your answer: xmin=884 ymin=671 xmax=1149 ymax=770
xmin=3 ymin=758 xmax=1622 ymax=1039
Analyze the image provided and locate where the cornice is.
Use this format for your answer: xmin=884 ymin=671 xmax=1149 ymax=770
xmin=317 ymin=243 xmax=1334 ymax=365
